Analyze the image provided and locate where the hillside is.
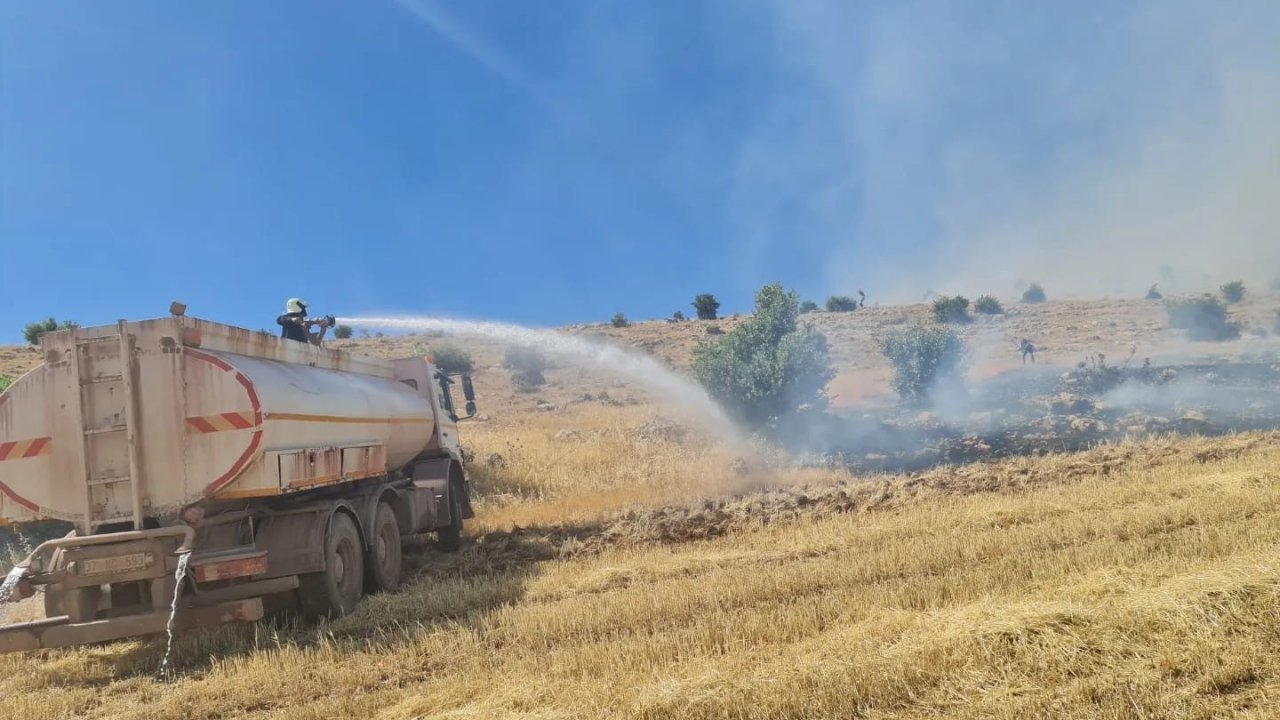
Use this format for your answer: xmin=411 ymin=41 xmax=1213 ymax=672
xmin=2 ymin=293 xmax=1280 ymax=718
xmin=6 ymin=292 xmax=1280 ymax=401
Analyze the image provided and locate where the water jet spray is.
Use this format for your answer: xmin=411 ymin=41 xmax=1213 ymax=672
xmin=338 ymin=316 xmax=744 ymax=443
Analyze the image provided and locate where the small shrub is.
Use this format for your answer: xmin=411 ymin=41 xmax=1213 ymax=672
xmin=505 ymin=346 xmax=548 ymax=392
xmin=693 ymin=283 xmax=834 ymax=427
xmin=672 ymin=310 xmax=686 ymax=322
xmin=881 ymin=324 xmax=966 ymax=404
xmin=1166 ymin=295 xmax=1240 ymax=341
xmin=611 ymin=313 xmax=630 ymax=328
xmin=1021 ymin=283 xmax=1046 ymax=304
xmin=931 ymin=295 xmax=971 ymax=324
xmin=1220 ymin=280 xmax=1245 ymax=304
xmin=426 ymin=344 xmax=474 ymax=374
xmin=826 ymin=296 xmax=858 ymax=312
xmin=1145 ymin=284 xmax=1163 ymax=300
xmin=332 ymin=325 xmax=354 ymax=339
xmin=799 ymin=300 xmax=819 ymax=314
xmin=22 ymin=318 xmax=78 ymax=346
xmin=973 ymin=296 xmax=1004 ymax=315
xmin=0 ymin=375 xmax=11 ymax=393
xmin=692 ymin=294 xmax=720 ymax=320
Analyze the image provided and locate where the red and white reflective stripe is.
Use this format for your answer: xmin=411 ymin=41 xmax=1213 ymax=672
xmin=186 ymin=412 xmax=257 ymax=434
xmin=0 ymin=437 xmax=52 ymax=462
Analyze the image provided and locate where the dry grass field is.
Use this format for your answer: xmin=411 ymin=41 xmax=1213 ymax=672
xmin=3 ymin=295 xmax=1280 ymax=718
xmin=3 ymin=414 xmax=1280 ymax=718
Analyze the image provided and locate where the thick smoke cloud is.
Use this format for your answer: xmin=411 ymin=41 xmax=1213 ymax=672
xmin=744 ymin=1 xmax=1280 ymax=301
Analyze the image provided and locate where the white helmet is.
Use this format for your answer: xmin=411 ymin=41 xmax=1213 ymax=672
xmin=286 ymin=298 xmax=308 ymax=314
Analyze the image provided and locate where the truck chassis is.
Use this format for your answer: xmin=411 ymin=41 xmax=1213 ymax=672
xmin=0 ymin=455 xmax=472 ymax=654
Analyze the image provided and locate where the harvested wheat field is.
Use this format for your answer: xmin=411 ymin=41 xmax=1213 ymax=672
xmin=5 ymin=401 xmax=1280 ymax=718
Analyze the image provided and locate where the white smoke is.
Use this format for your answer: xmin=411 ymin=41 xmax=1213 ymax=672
xmin=743 ymin=0 xmax=1280 ymax=301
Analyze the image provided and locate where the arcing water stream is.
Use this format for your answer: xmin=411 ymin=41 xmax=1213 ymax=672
xmin=0 ymin=566 xmax=25 ymax=620
xmin=157 ymin=551 xmax=192 ymax=680
xmin=338 ymin=316 xmax=742 ymax=442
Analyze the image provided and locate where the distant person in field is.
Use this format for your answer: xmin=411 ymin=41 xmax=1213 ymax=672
xmin=1020 ymin=338 xmax=1037 ymax=365
xmin=277 ymin=298 xmax=331 ymax=345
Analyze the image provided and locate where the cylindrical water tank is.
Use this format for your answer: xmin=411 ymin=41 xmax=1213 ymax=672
xmin=0 ymin=317 xmax=441 ymax=530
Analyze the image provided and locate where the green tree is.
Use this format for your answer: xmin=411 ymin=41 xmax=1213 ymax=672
xmin=1220 ymin=280 xmax=1245 ymax=304
xmin=799 ymin=300 xmax=819 ymax=314
xmin=882 ymin=324 xmax=966 ymax=404
xmin=332 ymin=324 xmax=354 ymax=339
xmin=693 ymin=283 xmax=835 ymax=427
xmin=22 ymin=318 xmax=77 ymax=346
xmin=973 ymin=296 xmax=1004 ymax=315
xmin=1166 ymin=296 xmax=1239 ymax=341
xmin=931 ymin=295 xmax=971 ymax=324
xmin=505 ymin=346 xmax=548 ymax=392
xmin=825 ymin=296 xmax=858 ymax=312
xmin=426 ymin=344 xmax=474 ymax=374
xmin=692 ymin=294 xmax=720 ymax=320
xmin=610 ymin=312 xmax=630 ymax=328
xmin=1021 ymin=283 xmax=1047 ymax=304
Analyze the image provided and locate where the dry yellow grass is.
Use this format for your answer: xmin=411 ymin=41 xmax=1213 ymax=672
xmin=4 ymin=397 xmax=1280 ymax=718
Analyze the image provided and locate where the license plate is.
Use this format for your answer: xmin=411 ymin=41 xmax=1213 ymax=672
xmin=79 ymin=552 xmax=153 ymax=577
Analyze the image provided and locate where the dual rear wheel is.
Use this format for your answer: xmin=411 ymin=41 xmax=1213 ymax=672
xmin=299 ymin=493 xmax=461 ymax=619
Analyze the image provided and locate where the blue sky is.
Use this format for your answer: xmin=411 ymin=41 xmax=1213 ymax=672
xmin=2 ymin=1 xmax=1277 ymax=342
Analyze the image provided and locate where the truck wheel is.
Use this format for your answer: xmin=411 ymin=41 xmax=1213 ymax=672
xmin=365 ymin=502 xmax=402 ymax=593
xmin=436 ymin=486 xmax=464 ymax=552
xmin=298 ymin=512 xmax=364 ymax=619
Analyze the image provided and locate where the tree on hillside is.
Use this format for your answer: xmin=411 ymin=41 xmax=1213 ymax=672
xmin=425 ymin=344 xmax=474 ymax=374
xmin=931 ymin=295 xmax=971 ymax=324
xmin=973 ymin=296 xmax=1004 ymax=315
xmin=505 ymin=346 xmax=548 ymax=392
xmin=693 ymin=283 xmax=834 ymax=427
xmin=826 ymin=296 xmax=858 ymax=312
xmin=22 ymin=318 xmax=78 ymax=346
xmin=332 ymin=325 xmax=354 ymax=339
xmin=882 ymin=324 xmax=966 ymax=405
xmin=692 ymin=294 xmax=721 ymax=320
xmin=1166 ymin=296 xmax=1239 ymax=341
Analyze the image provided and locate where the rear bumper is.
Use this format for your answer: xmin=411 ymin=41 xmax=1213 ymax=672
xmin=0 ymin=524 xmax=289 ymax=655
xmin=0 ymin=598 xmax=262 ymax=653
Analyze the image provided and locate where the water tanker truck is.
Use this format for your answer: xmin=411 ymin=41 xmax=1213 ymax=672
xmin=0 ymin=309 xmax=476 ymax=652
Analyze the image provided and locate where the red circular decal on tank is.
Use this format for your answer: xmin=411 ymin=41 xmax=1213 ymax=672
xmin=185 ymin=349 xmax=264 ymax=496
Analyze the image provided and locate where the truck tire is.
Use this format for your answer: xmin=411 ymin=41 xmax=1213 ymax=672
xmin=436 ymin=485 xmax=464 ymax=553
xmin=365 ymin=502 xmax=403 ymax=593
xmin=298 ymin=512 xmax=364 ymax=619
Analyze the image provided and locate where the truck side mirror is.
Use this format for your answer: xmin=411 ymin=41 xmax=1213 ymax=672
xmin=462 ymin=374 xmax=476 ymax=417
